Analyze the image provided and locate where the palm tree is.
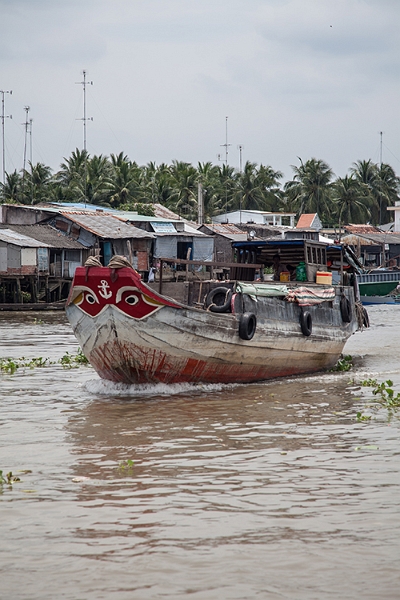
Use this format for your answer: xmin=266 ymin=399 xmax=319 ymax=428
xmin=332 ymin=175 xmax=371 ymax=228
xmin=234 ymin=161 xmax=264 ymax=212
xmin=351 ymin=159 xmax=400 ymax=224
xmin=197 ymin=161 xmax=221 ymax=222
xmin=140 ymin=162 xmax=173 ymax=206
xmin=215 ymin=163 xmax=236 ymax=217
xmin=108 ymin=153 xmax=140 ymax=207
xmin=168 ymin=161 xmax=198 ymax=219
xmin=54 ymin=148 xmax=91 ymax=205
xmin=63 ymin=154 xmax=112 ymax=206
xmin=21 ymin=162 xmax=53 ymax=204
xmin=284 ymin=158 xmax=334 ymax=222
xmin=56 ymin=148 xmax=88 ymax=187
xmin=375 ymin=163 xmax=400 ymax=224
xmin=0 ymin=170 xmax=21 ymax=203
xmin=255 ymin=164 xmax=283 ymax=211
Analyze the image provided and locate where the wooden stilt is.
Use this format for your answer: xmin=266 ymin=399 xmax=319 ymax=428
xmin=16 ymin=278 xmax=22 ymax=303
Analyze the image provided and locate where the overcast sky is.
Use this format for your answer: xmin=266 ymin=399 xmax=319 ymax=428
xmin=1 ymin=0 xmax=400 ymax=182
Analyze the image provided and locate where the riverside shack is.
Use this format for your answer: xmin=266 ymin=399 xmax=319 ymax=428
xmin=47 ymin=211 xmax=155 ymax=273
xmin=0 ymin=228 xmax=50 ymax=303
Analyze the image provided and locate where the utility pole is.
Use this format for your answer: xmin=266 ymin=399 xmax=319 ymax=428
xmin=0 ymin=89 xmax=12 ymax=185
xmin=76 ymin=70 xmax=93 ymax=207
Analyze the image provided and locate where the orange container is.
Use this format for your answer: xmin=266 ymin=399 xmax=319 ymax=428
xmin=316 ymin=271 xmax=332 ymax=285
xmin=280 ymin=271 xmax=290 ymax=282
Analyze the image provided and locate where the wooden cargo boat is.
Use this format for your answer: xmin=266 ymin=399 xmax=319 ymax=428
xmin=65 ymin=240 xmax=368 ymax=385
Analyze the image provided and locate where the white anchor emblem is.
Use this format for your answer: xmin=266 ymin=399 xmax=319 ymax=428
xmin=98 ymin=280 xmax=112 ymax=299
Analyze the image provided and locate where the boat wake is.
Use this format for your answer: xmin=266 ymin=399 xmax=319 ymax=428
xmin=82 ymin=378 xmax=237 ymax=398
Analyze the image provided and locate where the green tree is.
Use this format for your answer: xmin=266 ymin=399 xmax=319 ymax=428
xmin=332 ymin=175 xmax=371 ymax=227
xmin=21 ymin=162 xmax=53 ymax=205
xmin=108 ymin=153 xmax=141 ymax=208
xmin=234 ymin=161 xmax=264 ymax=212
xmin=84 ymin=155 xmax=113 ymax=205
xmin=284 ymin=158 xmax=334 ymax=222
xmin=351 ymin=159 xmax=400 ymax=224
xmin=0 ymin=170 xmax=22 ymax=203
xmin=167 ymin=161 xmax=198 ymax=219
xmin=196 ymin=161 xmax=221 ymax=222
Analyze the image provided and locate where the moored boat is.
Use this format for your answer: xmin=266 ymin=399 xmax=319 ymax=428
xmin=356 ymin=270 xmax=400 ymax=305
xmin=65 ymin=240 xmax=369 ymax=385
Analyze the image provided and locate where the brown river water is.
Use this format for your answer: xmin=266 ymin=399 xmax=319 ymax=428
xmin=0 ymin=306 xmax=399 ymax=600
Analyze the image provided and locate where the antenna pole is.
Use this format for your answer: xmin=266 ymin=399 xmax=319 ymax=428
xmin=22 ymin=105 xmax=30 ymax=195
xmin=76 ymin=70 xmax=93 ymax=207
xmin=29 ymin=119 xmax=33 ymax=165
xmin=0 ymin=89 xmax=12 ymax=186
xmin=220 ymin=116 xmax=231 ymax=166
xmin=379 ymin=131 xmax=383 ymax=167
xmin=237 ymin=144 xmax=243 ymax=173
xmin=237 ymin=144 xmax=244 ymax=224
xmin=219 ymin=116 xmax=231 ymax=220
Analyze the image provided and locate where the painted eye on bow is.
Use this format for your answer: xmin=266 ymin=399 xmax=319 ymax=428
xmin=86 ymin=293 xmax=98 ymax=305
xmin=124 ymin=294 xmax=139 ymax=306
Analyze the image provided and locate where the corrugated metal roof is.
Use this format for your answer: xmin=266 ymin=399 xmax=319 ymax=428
xmin=115 ymin=212 xmax=174 ymax=223
xmin=0 ymin=224 xmax=85 ymax=249
xmin=153 ymin=203 xmax=187 ymax=221
xmin=204 ymin=223 xmax=243 ymax=234
xmin=0 ymin=228 xmax=50 ymax=248
xmin=344 ymin=224 xmax=382 ymax=234
xmin=200 ymin=223 xmax=248 ymax=241
xmin=43 ymin=202 xmax=114 ymax=212
xmin=60 ymin=212 xmax=155 ymax=239
xmin=341 ymin=234 xmax=376 ymax=246
xmin=342 ymin=232 xmax=400 ymax=245
xmin=359 ymin=232 xmax=400 ymax=244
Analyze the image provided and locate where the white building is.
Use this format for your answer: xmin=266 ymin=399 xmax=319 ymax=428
xmin=387 ymin=201 xmax=400 ymax=232
xmin=212 ymin=210 xmax=295 ymax=228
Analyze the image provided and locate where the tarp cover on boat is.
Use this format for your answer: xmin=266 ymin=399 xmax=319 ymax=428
xmin=286 ymin=286 xmax=336 ymax=306
xmin=235 ymin=282 xmax=289 ymax=299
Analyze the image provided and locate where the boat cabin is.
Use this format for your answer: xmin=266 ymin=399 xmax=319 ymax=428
xmin=147 ymin=239 xmax=358 ymax=306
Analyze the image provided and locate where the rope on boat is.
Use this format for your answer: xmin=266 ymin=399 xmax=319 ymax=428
xmin=355 ymin=300 xmax=370 ymax=330
xmin=84 ymin=255 xmax=102 ymax=267
xmin=107 ymin=255 xmax=133 ymax=269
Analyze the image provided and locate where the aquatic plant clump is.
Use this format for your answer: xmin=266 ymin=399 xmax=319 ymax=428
xmin=355 ymin=379 xmax=400 ymax=423
xmin=0 ymin=349 xmax=89 ymax=374
xmin=331 ymin=354 xmax=353 ymax=372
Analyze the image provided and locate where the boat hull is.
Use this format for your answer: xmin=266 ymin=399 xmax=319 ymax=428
xmin=66 ymin=267 xmax=358 ymax=385
xmin=357 ymin=271 xmax=400 ymax=300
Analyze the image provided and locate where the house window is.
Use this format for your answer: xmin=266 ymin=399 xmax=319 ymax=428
xmin=65 ymin=250 xmax=80 ymax=262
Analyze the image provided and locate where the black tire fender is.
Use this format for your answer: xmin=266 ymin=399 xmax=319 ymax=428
xmin=340 ymin=295 xmax=352 ymax=323
xmin=300 ymin=310 xmax=312 ymax=336
xmin=205 ymin=286 xmax=232 ymax=313
xmin=239 ymin=312 xmax=257 ymax=341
